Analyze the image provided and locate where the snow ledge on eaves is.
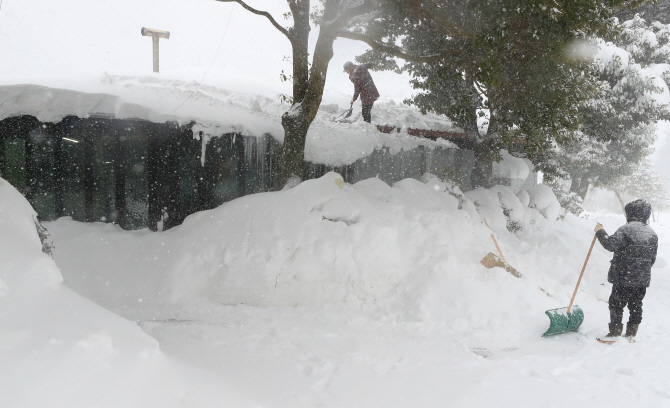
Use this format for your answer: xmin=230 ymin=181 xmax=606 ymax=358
xmin=0 ymin=77 xmax=462 ymax=167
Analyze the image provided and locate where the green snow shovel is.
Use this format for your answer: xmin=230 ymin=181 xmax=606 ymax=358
xmin=542 ymin=234 xmax=597 ymax=336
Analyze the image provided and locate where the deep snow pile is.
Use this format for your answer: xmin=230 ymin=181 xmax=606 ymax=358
xmin=12 ymin=172 xmax=670 ymax=407
xmin=0 ymin=177 xmax=255 ymax=408
xmin=49 ymin=172 xmax=618 ymax=344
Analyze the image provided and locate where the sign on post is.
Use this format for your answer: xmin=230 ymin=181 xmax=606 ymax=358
xmin=141 ymin=27 xmax=170 ymax=73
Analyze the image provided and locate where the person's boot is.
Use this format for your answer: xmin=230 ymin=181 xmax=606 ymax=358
xmin=606 ymin=322 xmax=623 ymax=338
xmin=625 ymin=323 xmax=639 ymax=338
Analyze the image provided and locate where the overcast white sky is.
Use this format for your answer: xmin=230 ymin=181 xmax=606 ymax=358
xmin=0 ymin=0 xmax=415 ymax=106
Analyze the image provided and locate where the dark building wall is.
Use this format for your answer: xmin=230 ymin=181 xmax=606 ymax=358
xmin=0 ymin=115 xmax=474 ymax=231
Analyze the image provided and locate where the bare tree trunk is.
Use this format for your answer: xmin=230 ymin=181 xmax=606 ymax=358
xmin=613 ymin=189 xmax=626 ymax=214
xmin=279 ymin=110 xmax=309 ymax=183
xmin=278 ymin=0 xmax=311 ymax=184
xmin=278 ymin=0 xmax=372 ymax=186
xmin=462 ymin=76 xmax=496 ymax=189
xmin=289 ymin=0 xmax=310 ymax=102
xmin=472 ymin=141 xmax=496 ymax=189
xmin=278 ymin=26 xmax=336 ymax=184
xmin=217 ymin=0 xmax=374 ymax=187
xmin=569 ymin=177 xmax=590 ymax=200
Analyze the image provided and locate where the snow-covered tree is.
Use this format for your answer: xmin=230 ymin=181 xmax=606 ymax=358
xmin=348 ymin=0 xmax=642 ymax=188
xmin=617 ymin=15 xmax=670 ymax=65
xmin=612 ymin=160 xmax=669 ymax=214
xmin=542 ymin=16 xmax=670 ymax=204
xmin=616 ymin=0 xmax=670 ymax=25
xmin=215 ymin=1 xmax=655 ymax=190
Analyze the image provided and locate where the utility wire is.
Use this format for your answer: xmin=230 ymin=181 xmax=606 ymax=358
xmin=173 ymin=4 xmax=235 ymax=113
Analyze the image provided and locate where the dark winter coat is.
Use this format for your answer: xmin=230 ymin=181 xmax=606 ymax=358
xmin=349 ymin=64 xmax=380 ymax=105
xmin=596 ymin=199 xmax=658 ymax=287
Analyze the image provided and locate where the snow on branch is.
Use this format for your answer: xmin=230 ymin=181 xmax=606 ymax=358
xmin=215 ymin=0 xmax=291 ymax=40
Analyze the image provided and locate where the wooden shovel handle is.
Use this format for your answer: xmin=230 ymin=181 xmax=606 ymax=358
xmin=567 ymin=234 xmax=598 ymax=313
xmin=483 ymin=218 xmax=506 ymax=262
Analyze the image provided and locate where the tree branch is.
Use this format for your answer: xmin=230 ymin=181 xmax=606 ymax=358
xmin=334 ymin=30 xmax=450 ymax=63
xmin=287 ymin=0 xmax=299 ymax=15
xmin=215 ymin=0 xmax=291 ymax=40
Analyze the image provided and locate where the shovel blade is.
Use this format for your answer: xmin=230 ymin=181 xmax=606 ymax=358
xmin=335 ymin=108 xmax=353 ymax=121
xmin=480 ymin=252 xmax=523 ymax=278
xmin=542 ymin=306 xmax=584 ymax=336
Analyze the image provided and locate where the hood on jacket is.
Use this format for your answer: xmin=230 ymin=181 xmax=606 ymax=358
xmin=625 ymin=199 xmax=652 ymax=223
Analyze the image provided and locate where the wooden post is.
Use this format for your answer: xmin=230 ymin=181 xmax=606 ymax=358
xmin=196 ymin=134 xmax=214 ymax=212
xmin=147 ymin=123 xmax=160 ymax=231
xmin=1 ymin=116 xmax=39 ymax=195
xmin=114 ymin=127 xmax=126 ymax=228
xmin=0 ymin=117 xmax=10 ymax=179
xmin=164 ymin=124 xmax=182 ymax=230
xmin=266 ymin=134 xmax=281 ymax=192
xmin=152 ymin=36 xmax=160 ymax=73
xmin=52 ymin=126 xmax=64 ymax=218
xmin=24 ymin=129 xmax=36 ymax=204
xmin=0 ymin=130 xmax=5 ymax=179
xmin=147 ymin=122 xmax=181 ymax=231
xmin=141 ymin=27 xmax=170 ymax=73
xmin=50 ymin=116 xmax=79 ymax=218
xmin=235 ymin=133 xmax=246 ymax=198
xmin=83 ymin=121 xmax=96 ymax=223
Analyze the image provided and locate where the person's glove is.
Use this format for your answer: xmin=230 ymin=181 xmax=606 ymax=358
xmin=594 ymin=223 xmax=604 ymax=233
xmin=350 ymin=99 xmax=354 ymax=106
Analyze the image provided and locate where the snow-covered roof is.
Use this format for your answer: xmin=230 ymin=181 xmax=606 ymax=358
xmin=0 ymin=77 xmax=462 ymax=166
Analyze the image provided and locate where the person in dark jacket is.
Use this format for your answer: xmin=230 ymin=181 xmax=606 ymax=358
xmin=595 ymin=199 xmax=658 ymax=339
xmin=344 ymin=61 xmax=380 ymax=123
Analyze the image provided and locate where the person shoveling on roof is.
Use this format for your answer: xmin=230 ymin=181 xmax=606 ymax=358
xmin=595 ymin=199 xmax=658 ymax=341
xmin=344 ymin=61 xmax=379 ymax=123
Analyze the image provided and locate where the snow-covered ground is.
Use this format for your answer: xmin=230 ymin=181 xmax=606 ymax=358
xmin=0 ymin=177 xmax=252 ymax=407
xmin=3 ymin=172 xmax=670 ymax=407
xmin=2 ymin=1 xmax=670 ymax=406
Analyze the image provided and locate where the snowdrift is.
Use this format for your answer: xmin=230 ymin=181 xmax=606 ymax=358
xmin=164 ymin=172 xmax=618 ymax=342
xmin=0 ymin=177 xmax=251 ymax=408
xmin=50 ymin=172 xmax=618 ymax=344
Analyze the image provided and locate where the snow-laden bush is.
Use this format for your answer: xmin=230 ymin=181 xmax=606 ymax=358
xmin=543 ymin=177 xmax=584 ymax=216
xmin=492 ymin=150 xmax=530 ymax=180
xmin=526 ymin=184 xmax=562 ymax=221
xmin=464 ymin=184 xmax=557 ymax=236
xmin=420 ymin=172 xmax=479 ymax=220
xmin=516 ymin=189 xmax=530 ymax=207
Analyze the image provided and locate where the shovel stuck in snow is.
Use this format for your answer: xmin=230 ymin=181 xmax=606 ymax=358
xmin=480 ymin=219 xmax=523 ymax=279
xmin=480 ymin=252 xmax=523 ymax=278
xmin=542 ymin=234 xmax=597 ymax=336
